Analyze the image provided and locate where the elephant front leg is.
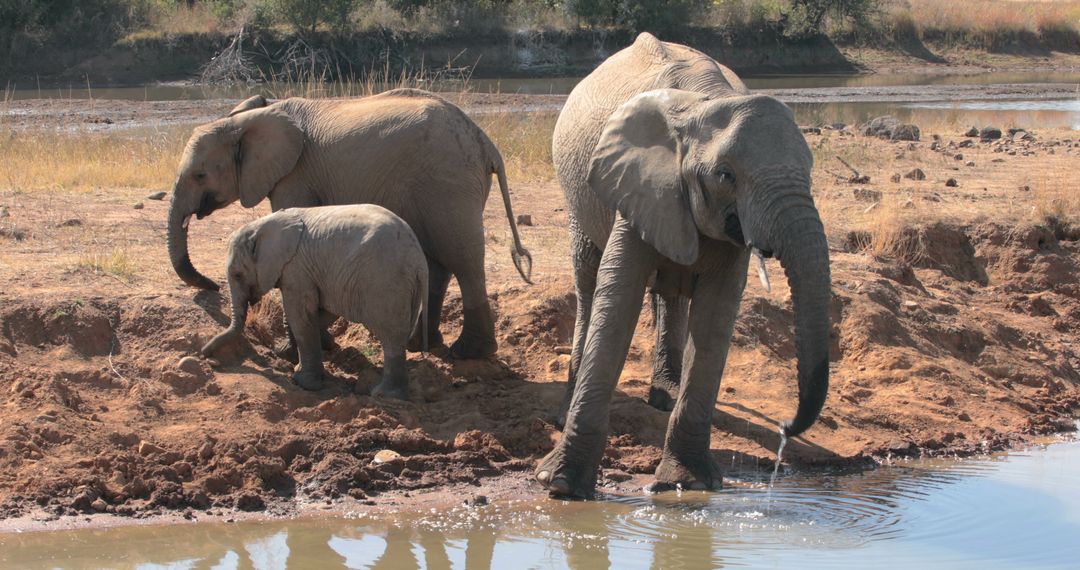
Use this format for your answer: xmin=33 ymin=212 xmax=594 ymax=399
xmin=650 ymin=247 xmax=749 ymax=492
xmin=371 ymin=340 xmax=409 ymax=400
xmin=275 ymin=309 xmax=336 ymax=364
xmin=648 ymin=290 xmax=689 ymax=412
xmin=536 ymin=218 xmax=657 ymax=498
xmin=281 ymin=287 xmax=325 ymax=391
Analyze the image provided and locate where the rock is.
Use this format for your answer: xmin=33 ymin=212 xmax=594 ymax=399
xmin=965 ymin=161 xmax=975 ymax=167
xmin=146 ymin=191 xmax=167 ymax=200
xmin=177 ymin=356 xmax=204 ymax=375
xmin=861 ymin=116 xmax=920 ymax=141
xmin=945 ymin=178 xmax=958 ymax=187
xmin=958 ymin=139 xmax=974 ymax=148
xmin=890 ymin=173 xmax=902 ymax=183
xmin=56 ymin=219 xmax=82 ymax=228
xmin=516 ymin=214 xmax=533 ymax=226
xmin=992 ymin=158 xmax=1005 ymax=163
xmin=138 ymin=441 xmax=164 ymax=456
xmin=954 ymin=154 xmax=964 ymax=161
xmin=930 ymin=141 xmax=940 ymax=151
xmin=979 ymin=127 xmax=1002 ymax=141
xmin=800 ymin=126 xmax=821 ymax=135
xmin=903 ymin=168 xmax=926 ymax=181
xmin=372 ymin=449 xmax=402 ymax=464
xmin=964 ymin=127 xmax=979 ymax=137
xmin=91 ymin=498 xmax=108 ymax=512
xmin=70 ymin=489 xmax=97 ymax=512
xmin=133 ymin=202 xmax=144 ymax=210
xmin=198 ymin=441 xmax=215 ymax=461
xmin=464 ymin=495 xmax=489 ymax=507
xmin=0 ymin=206 xmax=8 ymax=218
xmin=852 ymin=188 xmax=882 ymax=202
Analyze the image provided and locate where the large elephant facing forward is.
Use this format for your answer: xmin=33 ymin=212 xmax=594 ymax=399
xmin=168 ymin=89 xmax=531 ymax=359
xmin=536 ymin=33 xmax=831 ymax=497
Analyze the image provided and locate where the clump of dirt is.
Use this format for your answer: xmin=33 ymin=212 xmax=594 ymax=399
xmin=1 ymin=220 xmax=1078 ymax=524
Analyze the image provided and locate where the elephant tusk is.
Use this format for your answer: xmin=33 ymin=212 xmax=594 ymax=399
xmin=182 ymin=214 xmax=191 ymax=231
xmin=752 ymin=248 xmax=771 ymax=293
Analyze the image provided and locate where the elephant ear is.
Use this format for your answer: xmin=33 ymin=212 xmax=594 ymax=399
xmin=228 ymin=95 xmax=268 ymax=117
xmin=234 ymin=107 xmax=304 ymax=208
xmin=252 ymin=211 xmax=305 ymax=294
xmin=587 ymin=89 xmax=709 ymax=265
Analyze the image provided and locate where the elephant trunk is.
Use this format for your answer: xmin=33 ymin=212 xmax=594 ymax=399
xmin=201 ymin=281 xmax=249 ymax=357
xmin=168 ymin=187 xmax=219 ymax=291
xmin=754 ymin=189 xmax=832 ymax=439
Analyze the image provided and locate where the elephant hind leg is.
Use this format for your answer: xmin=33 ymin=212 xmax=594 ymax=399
xmin=409 ymin=258 xmax=450 ymax=352
xmin=276 ymin=308 xmax=338 ymax=363
xmin=444 ymin=239 xmax=497 ymax=359
xmin=558 ymin=217 xmax=602 ymax=428
xmin=649 ymin=290 xmax=689 ymax=412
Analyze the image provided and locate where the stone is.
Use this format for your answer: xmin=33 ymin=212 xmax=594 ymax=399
xmin=516 ymin=214 xmax=533 ymax=226
xmin=860 ymin=116 xmax=920 ymax=141
xmin=958 ymin=139 xmax=974 ymax=148
xmin=903 ymin=168 xmax=926 ymax=181
xmin=91 ymin=498 xmax=108 ymax=512
xmin=965 ymin=161 xmax=975 ymax=167
xmin=979 ymin=127 xmax=1002 ymax=141
xmin=890 ymin=173 xmax=902 ymax=183
xmin=800 ymin=126 xmax=821 ymax=135
xmin=954 ymin=153 xmax=964 ymax=161
xmin=146 ymin=191 xmax=167 ymax=200
xmin=964 ymin=127 xmax=979 ymax=137
xmin=133 ymin=202 xmax=144 ymax=210
xmin=372 ymin=449 xmax=402 ymax=464
xmin=945 ymin=178 xmax=958 ymax=187
xmin=138 ymin=441 xmax=164 ymax=456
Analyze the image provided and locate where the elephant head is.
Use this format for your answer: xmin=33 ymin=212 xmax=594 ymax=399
xmin=587 ymin=89 xmax=831 ymax=438
xmin=168 ymin=96 xmax=304 ymax=291
xmin=200 ymin=212 xmax=305 ymax=357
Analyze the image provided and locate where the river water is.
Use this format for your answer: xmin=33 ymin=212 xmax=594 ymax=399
xmin=3 ymin=433 xmax=1077 ymax=569
xmin=6 ymin=71 xmax=1080 ymax=130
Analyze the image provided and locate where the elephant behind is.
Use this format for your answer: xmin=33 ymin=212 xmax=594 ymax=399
xmin=537 ymin=33 xmax=832 ymax=497
xmin=168 ymin=89 xmax=531 ymax=360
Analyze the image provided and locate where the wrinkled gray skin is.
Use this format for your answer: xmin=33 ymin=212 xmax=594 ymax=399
xmin=537 ymin=33 xmax=832 ymax=498
xmin=200 ymin=205 xmax=428 ymax=399
xmin=169 ymin=89 xmax=531 ymax=360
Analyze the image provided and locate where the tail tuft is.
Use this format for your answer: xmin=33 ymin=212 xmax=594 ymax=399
xmin=511 ymin=246 xmax=534 ymax=285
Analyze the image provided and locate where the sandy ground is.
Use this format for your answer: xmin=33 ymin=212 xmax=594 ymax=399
xmin=1 ymin=96 xmax=1079 ymax=532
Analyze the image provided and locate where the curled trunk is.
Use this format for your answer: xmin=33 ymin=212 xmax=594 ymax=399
xmin=168 ymin=192 xmax=219 ymax=291
xmin=201 ymin=283 xmax=249 ymax=357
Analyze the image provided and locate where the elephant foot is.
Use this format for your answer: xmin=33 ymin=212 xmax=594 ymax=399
xmin=448 ymin=335 xmax=497 ymax=360
xmin=371 ymin=377 xmax=409 ymax=400
xmin=320 ymin=333 xmax=339 ymax=353
xmin=534 ymin=441 xmax=603 ymax=500
xmin=407 ymin=328 xmax=444 ymax=353
xmin=647 ymin=382 xmax=678 ymax=412
xmin=647 ymin=451 xmax=723 ymax=493
xmin=292 ymin=369 xmax=324 ymax=391
xmin=275 ymin=340 xmax=299 ymax=365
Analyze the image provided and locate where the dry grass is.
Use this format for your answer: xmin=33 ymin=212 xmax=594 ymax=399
xmin=893 ymin=0 xmax=1080 ymax=49
xmin=475 ymin=112 xmax=558 ymax=184
xmin=76 ymin=247 xmax=138 ymax=282
xmin=0 ymin=126 xmax=187 ymax=193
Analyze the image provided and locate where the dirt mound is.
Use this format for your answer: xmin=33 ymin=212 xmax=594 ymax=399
xmin=1 ymin=218 xmax=1078 ymax=523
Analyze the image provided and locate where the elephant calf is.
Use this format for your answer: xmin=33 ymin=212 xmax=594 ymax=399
xmin=201 ymin=205 xmax=427 ymax=399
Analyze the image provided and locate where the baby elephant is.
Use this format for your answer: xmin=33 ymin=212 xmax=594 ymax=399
xmin=201 ymin=205 xmax=427 ymax=399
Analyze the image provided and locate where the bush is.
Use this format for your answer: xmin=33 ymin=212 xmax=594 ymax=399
xmin=271 ymin=0 xmax=358 ymax=34
xmin=563 ymin=0 xmax=708 ymax=33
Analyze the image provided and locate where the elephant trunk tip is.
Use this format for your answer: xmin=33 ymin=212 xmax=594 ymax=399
xmin=782 ymin=356 xmax=829 ymax=439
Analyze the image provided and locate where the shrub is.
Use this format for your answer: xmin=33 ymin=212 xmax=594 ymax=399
xmin=271 ymin=0 xmax=358 ymax=34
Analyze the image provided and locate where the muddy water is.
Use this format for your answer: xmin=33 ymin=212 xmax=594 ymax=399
xmin=3 ymin=434 xmax=1078 ymax=569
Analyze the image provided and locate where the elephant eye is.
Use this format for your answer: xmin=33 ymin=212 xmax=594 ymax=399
xmin=716 ymin=169 xmax=736 ymax=186
xmin=194 ymin=172 xmax=207 ymax=182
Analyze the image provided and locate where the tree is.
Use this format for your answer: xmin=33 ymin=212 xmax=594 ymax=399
xmin=272 ymin=0 xmax=358 ymax=35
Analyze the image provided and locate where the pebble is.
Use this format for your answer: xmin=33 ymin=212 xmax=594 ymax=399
xmin=133 ymin=202 xmax=144 ymax=210
xmin=146 ymin=191 xmax=167 ymax=200
xmin=373 ymin=449 xmax=402 ymax=464
xmin=138 ymin=441 xmax=164 ymax=456
xmin=945 ymin=178 xmax=958 ymax=187
xmin=516 ymin=214 xmax=533 ymax=226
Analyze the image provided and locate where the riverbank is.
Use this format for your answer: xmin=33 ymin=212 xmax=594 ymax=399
xmin=6 ymin=26 xmax=1080 ymax=89
xmin=0 ymin=93 xmax=1078 ymax=531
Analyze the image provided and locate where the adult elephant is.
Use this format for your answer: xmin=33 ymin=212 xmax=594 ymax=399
xmin=168 ymin=88 xmax=532 ymax=359
xmin=536 ymin=33 xmax=831 ymax=497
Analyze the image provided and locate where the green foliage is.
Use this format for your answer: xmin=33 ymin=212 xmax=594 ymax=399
xmin=270 ymin=0 xmax=358 ymax=34
xmin=781 ymin=0 xmax=877 ymax=39
xmin=563 ymin=0 xmax=707 ymax=33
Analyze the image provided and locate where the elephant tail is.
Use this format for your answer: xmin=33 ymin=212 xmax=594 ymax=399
xmin=416 ymin=262 xmax=429 ymax=354
xmin=487 ymin=141 xmax=533 ymax=284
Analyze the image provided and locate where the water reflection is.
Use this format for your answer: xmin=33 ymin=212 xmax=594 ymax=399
xmin=2 ymin=437 xmax=1078 ymax=569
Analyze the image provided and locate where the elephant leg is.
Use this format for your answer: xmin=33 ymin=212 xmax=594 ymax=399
xmin=558 ymin=216 xmax=602 ymax=428
xmin=650 ymin=246 xmax=749 ymax=492
xmin=447 ymin=245 xmax=497 ymax=359
xmin=408 ymin=258 xmax=450 ymax=352
xmin=276 ymin=308 xmax=336 ymax=363
xmin=281 ymin=287 xmax=325 ymax=391
xmin=371 ymin=340 xmax=409 ymax=400
xmin=535 ymin=218 xmax=657 ymax=498
xmin=648 ymin=290 xmax=689 ymax=412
